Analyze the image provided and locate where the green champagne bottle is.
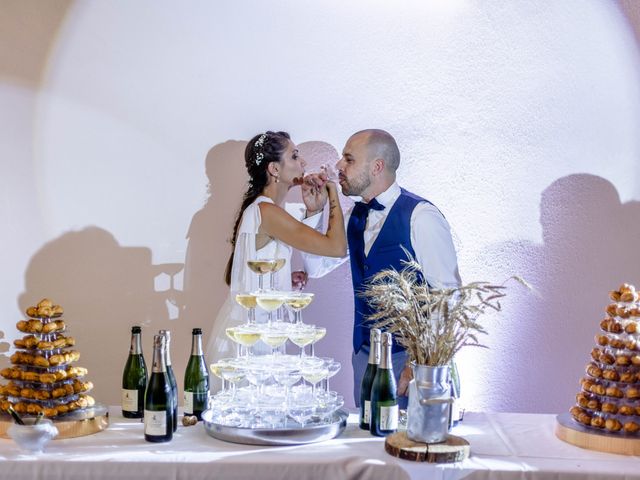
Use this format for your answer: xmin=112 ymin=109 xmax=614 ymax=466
xmin=159 ymin=330 xmax=178 ymax=432
xmin=183 ymin=328 xmax=210 ymax=420
xmin=370 ymin=332 xmax=398 ymax=437
xmin=122 ymin=326 xmax=147 ymax=418
xmin=144 ymin=334 xmax=173 ymax=442
xmin=359 ymin=328 xmax=381 ymax=430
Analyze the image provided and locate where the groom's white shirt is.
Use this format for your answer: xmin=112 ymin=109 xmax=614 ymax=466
xmin=299 ymin=182 xmax=461 ymax=289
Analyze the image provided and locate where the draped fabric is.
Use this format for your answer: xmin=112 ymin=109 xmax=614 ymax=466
xmin=205 ymin=196 xmax=292 ymax=373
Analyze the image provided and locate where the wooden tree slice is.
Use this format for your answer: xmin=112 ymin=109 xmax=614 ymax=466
xmin=385 ymin=431 xmax=470 ymax=463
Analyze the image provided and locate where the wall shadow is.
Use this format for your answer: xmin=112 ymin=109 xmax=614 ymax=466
xmin=479 ymin=174 xmax=640 ymax=413
xmin=18 ymin=227 xmax=171 ymax=405
xmin=181 ymin=141 xmax=248 ymax=352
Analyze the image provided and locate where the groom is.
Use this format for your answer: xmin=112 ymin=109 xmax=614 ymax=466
xmin=301 ymin=129 xmax=461 ymax=409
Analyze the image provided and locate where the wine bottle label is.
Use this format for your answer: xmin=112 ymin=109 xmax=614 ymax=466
xmin=380 ymin=405 xmax=398 ymax=431
xmin=122 ymin=389 xmax=138 ymax=412
xmin=144 ymin=410 xmax=167 ymax=435
xmin=363 ymin=400 xmax=371 ymax=424
xmin=183 ymin=391 xmax=194 ymax=415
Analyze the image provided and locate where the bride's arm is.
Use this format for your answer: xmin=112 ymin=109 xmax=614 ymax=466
xmin=259 ymin=182 xmax=346 ymax=257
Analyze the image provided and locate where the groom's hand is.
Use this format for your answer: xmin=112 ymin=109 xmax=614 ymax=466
xmin=302 ymin=172 xmax=328 ymax=216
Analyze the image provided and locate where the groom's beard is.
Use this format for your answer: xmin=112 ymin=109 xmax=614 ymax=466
xmin=340 ymin=172 xmax=371 ymax=197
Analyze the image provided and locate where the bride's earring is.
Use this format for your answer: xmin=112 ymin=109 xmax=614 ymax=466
xmin=275 ymin=175 xmax=280 ymax=183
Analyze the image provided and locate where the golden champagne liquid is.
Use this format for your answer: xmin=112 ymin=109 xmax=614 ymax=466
xmin=261 ymin=333 xmax=288 ymax=348
xmin=302 ymin=371 xmax=328 ymax=384
xmin=220 ymin=368 xmax=245 ymax=383
xmin=285 ymin=296 xmax=313 ymax=310
xmin=272 ymin=258 xmax=286 ymax=273
xmin=313 ymin=328 xmax=327 ymax=342
xmin=233 ymin=331 xmax=261 ymax=346
xmin=209 ymin=363 xmax=223 ymax=378
xmin=235 ymin=294 xmax=257 ymax=309
xmin=256 ymin=297 xmax=284 ymax=312
xmin=288 ymin=332 xmax=315 ymax=348
xmin=247 ymin=260 xmax=277 ymax=274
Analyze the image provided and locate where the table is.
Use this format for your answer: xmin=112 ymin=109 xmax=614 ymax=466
xmin=1 ymin=408 xmax=639 ymax=480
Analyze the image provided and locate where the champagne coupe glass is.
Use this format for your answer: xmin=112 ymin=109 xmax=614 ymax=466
xmin=225 ymin=326 xmax=242 ymax=357
xmin=273 ymin=367 xmax=302 ymax=410
xmin=301 ymin=358 xmax=329 ymax=399
xmin=319 ymin=357 xmax=341 ymax=393
xmin=246 ymin=259 xmax=277 ymax=292
xmin=232 ymin=326 xmax=261 ymax=358
xmin=284 ymin=293 xmax=314 ymax=325
xmin=256 ymin=292 xmax=285 ymax=327
xmin=269 ymin=258 xmax=287 ymax=291
xmin=235 ymin=293 xmax=257 ymax=325
xmin=260 ymin=325 xmax=289 ymax=357
xmin=288 ymin=392 xmax=316 ymax=427
xmin=209 ymin=362 xmax=229 ymax=401
xmin=309 ymin=326 xmax=326 ymax=357
xmin=214 ymin=358 xmax=246 ymax=404
xmin=288 ymin=324 xmax=316 ymax=358
xmin=245 ymin=363 xmax=272 ymax=403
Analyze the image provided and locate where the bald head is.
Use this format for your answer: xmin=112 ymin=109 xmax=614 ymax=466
xmin=350 ymin=129 xmax=400 ymax=173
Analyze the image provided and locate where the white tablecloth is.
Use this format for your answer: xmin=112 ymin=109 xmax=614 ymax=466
xmin=1 ymin=408 xmax=639 ymax=480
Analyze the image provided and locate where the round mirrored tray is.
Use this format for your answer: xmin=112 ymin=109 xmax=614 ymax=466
xmin=201 ymin=408 xmax=348 ymax=446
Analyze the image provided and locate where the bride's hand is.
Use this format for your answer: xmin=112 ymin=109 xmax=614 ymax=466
xmin=302 ymin=173 xmax=329 ymax=215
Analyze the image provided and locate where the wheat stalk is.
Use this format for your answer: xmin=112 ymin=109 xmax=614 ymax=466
xmin=361 ymin=257 xmax=527 ymax=366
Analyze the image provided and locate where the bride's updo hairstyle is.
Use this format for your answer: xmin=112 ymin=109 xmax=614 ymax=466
xmin=224 ymin=131 xmax=291 ymax=285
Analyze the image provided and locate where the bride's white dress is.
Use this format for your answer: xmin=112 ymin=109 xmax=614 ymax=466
xmin=205 ymin=196 xmax=293 ymax=376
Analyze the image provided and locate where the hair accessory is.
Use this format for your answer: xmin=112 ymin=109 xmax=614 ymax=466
xmin=254 ymin=134 xmax=267 ymax=149
xmin=255 ymin=152 xmax=264 ymax=165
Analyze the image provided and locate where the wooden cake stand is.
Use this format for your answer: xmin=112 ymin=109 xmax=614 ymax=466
xmin=0 ymin=405 xmax=109 ymax=439
xmin=555 ymin=412 xmax=640 ymax=455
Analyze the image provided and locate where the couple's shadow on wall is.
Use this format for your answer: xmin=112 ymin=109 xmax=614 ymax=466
xmin=17 ymin=228 xmax=172 ymax=403
xmin=481 ymin=173 xmax=640 ymax=413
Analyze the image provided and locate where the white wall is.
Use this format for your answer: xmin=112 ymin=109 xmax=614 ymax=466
xmin=1 ymin=0 xmax=639 ymax=413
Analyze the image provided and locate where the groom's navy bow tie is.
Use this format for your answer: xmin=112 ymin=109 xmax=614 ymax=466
xmin=353 ymin=198 xmax=385 ymax=218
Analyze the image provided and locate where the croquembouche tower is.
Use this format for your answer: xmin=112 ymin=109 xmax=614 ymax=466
xmin=0 ymin=298 xmax=108 ymax=438
xmin=556 ymin=283 xmax=640 ymax=455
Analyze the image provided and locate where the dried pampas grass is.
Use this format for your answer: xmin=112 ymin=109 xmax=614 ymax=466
xmin=361 ymin=256 xmax=528 ymax=366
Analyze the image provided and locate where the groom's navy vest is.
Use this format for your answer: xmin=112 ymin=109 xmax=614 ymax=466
xmin=347 ymin=188 xmax=431 ymax=354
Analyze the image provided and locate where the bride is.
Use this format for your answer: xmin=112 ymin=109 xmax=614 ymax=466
xmin=206 ymin=131 xmax=346 ymax=368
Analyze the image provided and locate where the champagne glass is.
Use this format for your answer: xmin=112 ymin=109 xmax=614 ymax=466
xmin=235 ymin=293 xmax=257 ymax=325
xmin=288 ymin=324 xmax=316 ymax=358
xmin=319 ymin=357 xmax=341 ymax=393
xmin=256 ymin=292 xmax=285 ymax=326
xmin=260 ymin=325 xmax=289 ymax=357
xmin=213 ymin=358 xmax=246 ymax=403
xmin=309 ymin=326 xmax=326 ymax=357
xmin=273 ymin=367 xmax=302 ymax=410
xmin=225 ymin=326 xmax=241 ymax=357
xmin=269 ymin=258 xmax=287 ymax=291
xmin=246 ymin=259 xmax=278 ymax=292
xmin=301 ymin=358 xmax=329 ymax=398
xmin=209 ymin=362 xmax=229 ymax=401
xmin=288 ymin=392 xmax=316 ymax=427
xmin=284 ymin=293 xmax=314 ymax=325
xmin=232 ymin=326 xmax=261 ymax=357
